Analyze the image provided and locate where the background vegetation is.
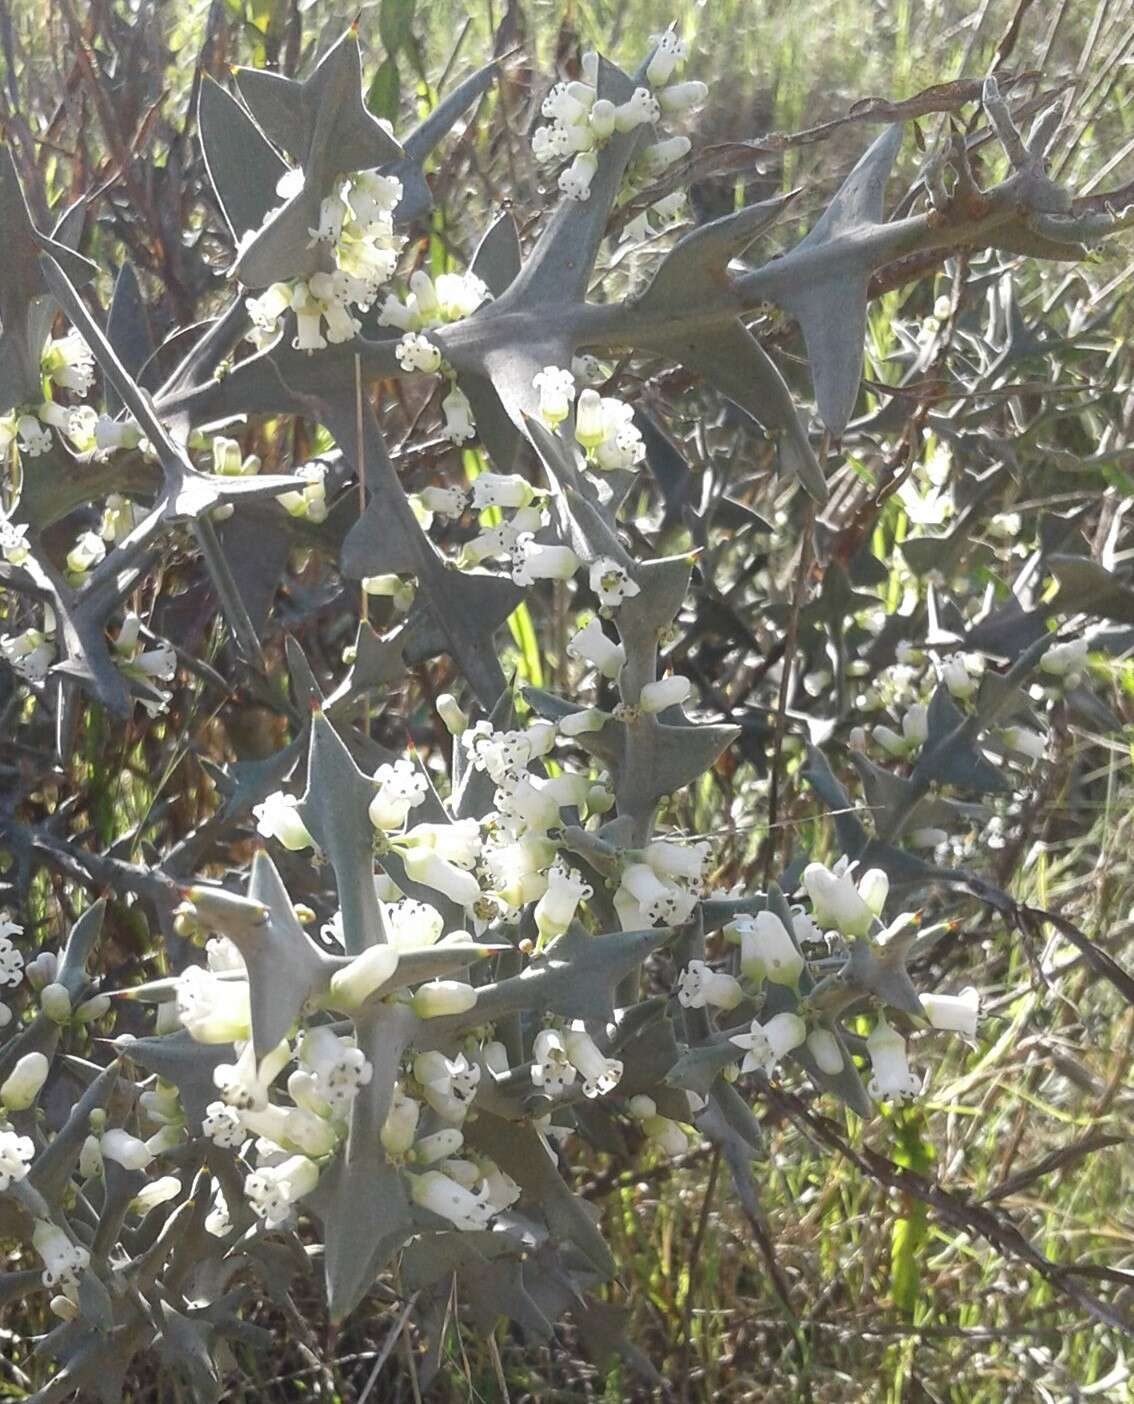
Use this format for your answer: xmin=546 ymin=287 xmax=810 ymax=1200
xmin=3 ymin=0 xmax=1134 ymax=1399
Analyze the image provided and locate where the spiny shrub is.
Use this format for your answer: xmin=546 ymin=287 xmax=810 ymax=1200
xmin=2 ymin=18 xmax=1133 ymax=1399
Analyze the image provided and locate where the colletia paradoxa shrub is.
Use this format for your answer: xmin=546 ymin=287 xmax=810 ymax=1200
xmin=2 ymin=20 xmax=1133 ymax=1399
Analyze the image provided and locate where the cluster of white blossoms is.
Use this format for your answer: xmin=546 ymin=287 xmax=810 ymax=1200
xmin=163 ymin=907 xmax=525 ymax=1236
xmin=673 ymin=858 xmax=983 ymax=1104
xmin=532 ymin=363 xmax=646 ymax=474
xmin=376 ymin=268 xmax=492 ymax=443
xmin=530 ymin=29 xmax=703 ymax=203
xmin=245 ymin=170 xmax=406 ymax=353
xmin=0 ymin=329 xmax=148 ymax=472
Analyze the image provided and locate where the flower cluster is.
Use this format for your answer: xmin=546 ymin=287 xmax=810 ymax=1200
xmin=246 ymin=171 xmax=405 ymax=353
xmin=530 ymin=29 xmax=702 ymax=203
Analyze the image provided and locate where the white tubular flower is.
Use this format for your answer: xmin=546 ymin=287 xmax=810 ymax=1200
xmin=532 ymin=366 xmax=576 ymax=426
xmin=1041 ymin=637 xmax=1088 ymax=678
xmin=589 ymin=556 xmax=640 ymax=609
xmin=571 ymin=353 xmax=606 ymax=383
xmin=33 ymin=1221 xmax=90 ymax=1294
xmin=408 ymin=270 xmax=440 ymax=323
xmin=100 ymin=1128 xmax=153 ymax=1171
xmin=129 ymin=1176 xmax=181 ymax=1216
xmin=347 ymin=170 xmax=403 ymax=224
xmin=1000 ymin=725 xmax=1047 ymax=762
xmin=212 ymin=436 xmax=246 ymax=476
xmin=435 ymin=271 xmax=490 ymax=322
xmin=66 ymin=529 xmax=106 ymax=577
xmin=909 ymin=826 xmax=948 ymax=849
xmin=436 ymin=693 xmax=468 ymax=737
xmin=639 ymin=675 xmax=692 ymax=714
xmin=411 ymin=979 xmax=479 ymax=1021
xmin=482 ymin=1160 xmax=522 ymax=1211
xmin=857 ymin=868 xmax=890 ymax=917
xmin=0 ymin=1124 xmax=34 ymax=1189
xmin=204 ymin=1186 xmax=231 ymax=1238
xmin=401 ymin=847 xmax=482 ymax=909
xmin=645 ymin=840 xmax=709 ymax=884
xmin=559 ymin=706 xmax=609 ymax=737
xmin=176 ymin=966 xmax=252 ymax=1045
xmin=588 ymin=98 xmax=616 ymax=141
xmin=213 ymin=1039 xmax=291 ymax=1112
xmin=801 ymin=861 xmax=875 ymax=938
xmin=299 ymin=1025 xmax=373 ymax=1114
xmin=440 ymin=384 xmax=476 ymax=443
xmin=495 ymin=775 xmax=561 ymax=837
xmin=412 ymin=1128 xmax=465 ymax=1165
xmin=567 ymin=616 xmax=625 ymax=680
xmin=419 ymin=485 xmax=468 ymax=519
xmin=246 ymin=282 xmax=292 ymax=340
xmin=484 ymin=834 xmax=553 ymax=908
xmin=24 ymin=951 xmax=58 ymax=990
xmin=1 ymin=1051 xmax=49 ymax=1110
xmin=413 ymin=1050 xmax=481 ymax=1121
xmin=564 ymin=1026 xmax=623 ymax=1098
xmin=43 ymin=329 xmax=95 ymax=394
xmin=591 ymin=397 xmax=645 ymax=471
xmin=676 ymin=960 xmax=743 ymax=1011
xmin=729 ymin=1011 xmax=807 ymax=1077
xmin=17 ymin=414 xmax=53 ymax=456
xmin=510 ymin=534 xmax=580 ymax=586
xmin=308 ymin=191 xmax=346 ymax=246
xmin=252 ymin=791 xmax=315 ymax=852
xmin=574 ymin=387 xmax=606 ymax=449
xmin=542 ymin=81 xmax=588 ymax=125
xmin=0 ymin=518 xmax=29 ymax=566
xmin=40 ymin=982 xmax=71 ymax=1022
xmin=640 ymin=135 xmax=691 ymax=176
xmin=534 ymin=863 xmax=593 ymax=942
xmin=628 ymin=1095 xmax=689 ymax=1157
xmin=245 ymin=1154 xmax=320 ymax=1229
xmin=369 ymin=758 xmax=429 ymax=831
xmin=395 ymin=332 xmax=442 ymax=373
xmin=381 ymin=1086 xmax=421 ymax=1156
xmin=402 ymin=819 xmax=482 ymax=870
xmin=921 ymin=987 xmax=980 ymax=1038
xmin=616 ymin=862 xmax=697 ymax=928
xmin=531 ymin=1028 xmax=577 ymax=1097
xmin=383 ymin=897 xmax=445 ymax=951
xmin=806 ymin=1028 xmax=845 ymax=1075
xmin=866 ymin=1021 xmax=921 ymax=1101
xmin=202 ymin=1101 xmax=246 ymax=1149
xmin=646 ymin=29 xmax=686 ymax=86
xmin=0 ymin=924 xmax=25 ymax=988
xmin=470 ymin=472 xmax=535 ymax=511
xmin=408 ymin=1168 xmax=493 ymax=1230
xmin=614 ymin=86 xmax=661 ymax=131
xmin=658 ymin=80 xmax=707 ymax=112
xmin=275 ymin=461 xmax=328 ymax=522
xmin=463 ymin=521 xmax=521 ymax=565
xmin=2 ymin=628 xmax=54 ymax=683
xmin=941 ymin=652 xmax=979 ymax=699
xmin=240 ymin=1103 xmax=339 ymax=1158
xmin=532 ymin=121 xmax=572 ymax=165
xmin=289 ymin=283 xmax=326 ymax=352
xmin=558 ymin=150 xmax=599 ymax=202
xmin=329 ymin=945 xmax=400 ymax=1010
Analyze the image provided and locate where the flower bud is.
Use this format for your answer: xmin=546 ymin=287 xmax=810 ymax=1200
xmin=329 ymin=945 xmax=400 ymax=1009
xmin=411 ymin=981 xmax=478 ymax=1019
xmin=1 ymin=1051 xmax=49 ymax=1110
xmin=40 ymin=982 xmax=71 ymax=1023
